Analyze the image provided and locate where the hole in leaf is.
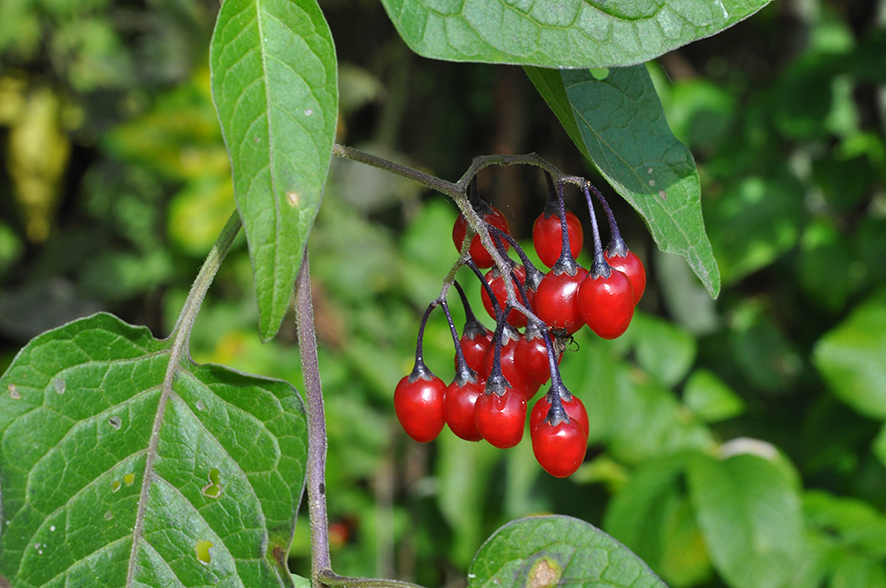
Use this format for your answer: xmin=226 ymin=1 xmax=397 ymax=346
xmin=108 ymin=416 xmax=122 ymax=430
xmin=195 ymin=540 xmax=213 ymax=565
xmin=8 ymin=384 xmax=20 ymax=399
xmin=110 ymin=481 xmax=121 ymax=492
xmin=123 ymin=473 xmax=135 ymax=486
xmin=53 ymin=378 xmax=65 ymax=394
xmin=201 ymin=468 xmax=223 ymax=498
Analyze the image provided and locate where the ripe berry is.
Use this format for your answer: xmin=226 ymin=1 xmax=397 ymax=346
xmin=481 ymin=329 xmax=539 ymax=399
xmin=531 ymin=419 xmax=588 ymax=478
xmin=514 ymin=325 xmax=562 ymax=386
xmin=444 ymin=379 xmax=484 ymax=442
xmin=577 ymin=268 xmax=634 ymax=340
xmin=474 ymin=388 xmax=526 ymax=449
xmin=480 ymin=265 xmax=532 ymax=328
xmin=533 ymin=209 xmax=584 ymax=268
xmin=533 ymin=267 xmax=589 ymax=335
xmin=530 ymin=393 xmax=589 ymax=436
xmin=394 ymin=373 xmax=446 ymax=443
xmin=452 ymin=205 xmax=510 ymax=269
xmin=604 ymin=249 xmax=646 ymax=305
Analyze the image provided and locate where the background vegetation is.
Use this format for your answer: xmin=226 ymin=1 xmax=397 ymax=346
xmin=2 ymin=1 xmax=886 ymax=587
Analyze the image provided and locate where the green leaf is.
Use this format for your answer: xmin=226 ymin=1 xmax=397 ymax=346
xmin=468 ymin=515 xmax=668 ymax=588
xmin=813 ymin=290 xmax=886 ymax=419
xmin=526 ymin=65 xmax=720 ymax=297
xmin=210 ymin=0 xmax=338 ymax=340
xmin=804 ymin=490 xmax=886 ymax=558
xmin=630 ymin=312 xmax=697 ymax=387
xmin=0 ymin=313 xmax=307 ymax=587
xmin=604 ymin=454 xmax=712 ymax=588
xmin=379 ymin=0 xmax=771 ymax=68
xmin=688 ymin=451 xmax=803 ymax=588
xmin=683 ymin=369 xmax=745 ymax=423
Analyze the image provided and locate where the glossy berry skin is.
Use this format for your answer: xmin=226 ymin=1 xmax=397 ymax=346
xmin=394 ymin=374 xmax=447 ymax=443
xmin=458 ymin=328 xmax=493 ymax=375
xmin=480 ymin=266 xmax=532 ymax=327
xmin=481 ymin=335 xmax=539 ymax=399
xmin=452 ymin=206 xmax=510 ymax=268
xmin=604 ymin=250 xmax=646 ymax=304
xmin=533 ymin=268 xmax=589 ymax=335
xmin=531 ymin=419 xmax=588 ymax=478
xmin=515 ymin=332 xmax=561 ymax=385
xmin=444 ymin=379 xmax=485 ymax=441
xmin=533 ymin=210 xmax=584 ymax=268
xmin=530 ymin=394 xmax=589 ymax=436
xmin=474 ymin=388 xmax=526 ymax=449
xmin=577 ymin=269 xmax=635 ymax=340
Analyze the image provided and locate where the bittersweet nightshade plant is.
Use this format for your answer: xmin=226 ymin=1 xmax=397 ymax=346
xmin=0 ymin=0 xmax=775 ymax=587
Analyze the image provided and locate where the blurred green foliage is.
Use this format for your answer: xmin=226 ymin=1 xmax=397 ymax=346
xmin=2 ymin=1 xmax=886 ymax=588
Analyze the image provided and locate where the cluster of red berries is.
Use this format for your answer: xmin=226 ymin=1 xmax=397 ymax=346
xmin=394 ymin=172 xmax=646 ymax=478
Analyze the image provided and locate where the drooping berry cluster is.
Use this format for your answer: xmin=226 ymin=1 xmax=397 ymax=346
xmin=394 ymin=170 xmax=646 ymax=478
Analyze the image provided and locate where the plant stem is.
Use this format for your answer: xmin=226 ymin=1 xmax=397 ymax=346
xmin=295 ymin=249 xmax=429 ymax=588
xmin=294 ymin=250 xmax=333 ymax=587
xmin=169 ymin=210 xmax=242 ymax=350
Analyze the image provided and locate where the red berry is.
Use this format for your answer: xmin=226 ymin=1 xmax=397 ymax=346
xmin=481 ymin=333 xmax=540 ymax=400
xmin=444 ymin=379 xmax=485 ymax=441
xmin=514 ymin=330 xmax=561 ymax=386
xmin=577 ymin=269 xmax=635 ymax=339
xmin=530 ymin=394 xmax=589 ymax=436
xmin=604 ymin=250 xmax=646 ymax=304
xmin=453 ymin=206 xmax=510 ymax=269
xmin=474 ymin=388 xmax=526 ymax=449
xmin=458 ymin=327 xmax=493 ymax=375
xmin=533 ymin=209 xmax=584 ymax=268
xmin=533 ymin=268 xmax=589 ymax=335
xmin=531 ymin=419 xmax=588 ymax=478
xmin=394 ymin=374 xmax=447 ymax=443
xmin=480 ymin=265 xmax=532 ymax=328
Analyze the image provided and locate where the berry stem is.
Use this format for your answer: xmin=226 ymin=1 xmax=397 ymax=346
xmin=441 ymin=299 xmax=476 ymax=386
xmin=409 ymin=302 xmax=439 ymax=381
xmin=582 ymin=183 xmax=611 ymax=279
xmin=488 ymin=225 xmax=545 ymax=290
xmin=486 ymin=313 xmax=513 ymax=396
xmin=467 ymin=260 xmax=504 ymax=320
xmin=587 ymin=183 xmax=629 ymax=257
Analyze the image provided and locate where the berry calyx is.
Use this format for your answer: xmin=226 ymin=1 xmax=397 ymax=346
xmin=481 ymin=325 xmax=539 ymax=399
xmin=530 ymin=391 xmax=589 ymax=436
xmin=452 ymin=201 xmax=510 ymax=269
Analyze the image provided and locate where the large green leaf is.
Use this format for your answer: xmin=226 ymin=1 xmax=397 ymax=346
xmin=468 ymin=515 xmax=668 ymax=588
xmin=603 ymin=454 xmax=712 ymax=587
xmin=379 ymin=0 xmax=771 ymax=68
xmin=526 ymin=65 xmax=720 ymax=297
xmin=813 ymin=291 xmax=886 ymax=419
xmin=210 ymin=0 xmax=338 ymax=341
xmin=0 ymin=313 xmax=307 ymax=587
xmin=687 ymin=451 xmax=803 ymax=588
